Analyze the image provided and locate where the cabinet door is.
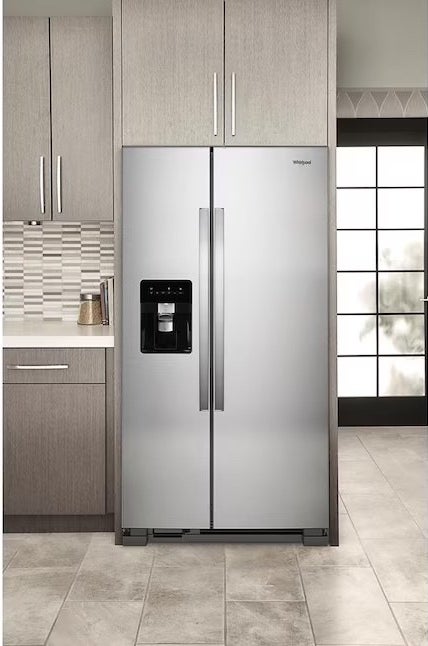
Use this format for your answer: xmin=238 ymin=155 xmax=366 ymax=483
xmin=225 ymin=0 xmax=328 ymax=146
xmin=50 ymin=18 xmax=113 ymax=221
xmin=3 ymin=18 xmax=51 ymax=221
xmin=122 ymin=0 xmax=224 ymax=146
xmin=4 ymin=384 xmax=105 ymax=515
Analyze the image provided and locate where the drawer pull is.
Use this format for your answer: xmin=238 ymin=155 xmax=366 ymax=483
xmin=6 ymin=364 xmax=69 ymax=371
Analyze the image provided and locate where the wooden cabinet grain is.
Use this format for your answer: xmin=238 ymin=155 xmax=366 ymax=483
xmin=50 ymin=18 xmax=113 ymax=221
xmin=3 ymin=18 xmax=51 ymax=221
xmin=122 ymin=0 xmax=224 ymax=146
xmin=3 ymin=348 xmax=112 ymax=521
xmin=224 ymin=0 xmax=328 ymax=145
xmin=121 ymin=0 xmax=328 ymax=146
xmin=4 ymin=383 xmax=105 ymax=515
xmin=3 ymin=17 xmax=113 ymax=221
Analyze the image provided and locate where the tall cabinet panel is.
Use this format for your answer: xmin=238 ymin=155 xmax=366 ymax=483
xmin=3 ymin=18 xmax=51 ymax=221
xmin=50 ymin=18 xmax=113 ymax=221
xmin=122 ymin=0 xmax=224 ymax=146
xmin=224 ymin=0 xmax=328 ymax=146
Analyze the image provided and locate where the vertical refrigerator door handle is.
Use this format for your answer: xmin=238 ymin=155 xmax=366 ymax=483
xmin=199 ymin=208 xmax=210 ymax=411
xmin=214 ymin=207 xmax=224 ymax=410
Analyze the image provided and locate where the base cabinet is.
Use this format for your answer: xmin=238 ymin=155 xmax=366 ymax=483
xmin=3 ymin=348 xmax=112 ymax=524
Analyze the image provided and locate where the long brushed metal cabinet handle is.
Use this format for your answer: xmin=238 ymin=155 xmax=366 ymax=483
xmin=6 ymin=364 xmax=69 ymax=370
xmin=39 ymin=156 xmax=45 ymax=214
xmin=199 ymin=208 xmax=210 ymax=411
xmin=231 ymin=73 xmax=236 ymax=136
xmin=57 ymin=155 xmax=62 ymax=213
xmin=213 ymin=72 xmax=218 ymax=136
xmin=214 ymin=207 xmax=224 ymax=411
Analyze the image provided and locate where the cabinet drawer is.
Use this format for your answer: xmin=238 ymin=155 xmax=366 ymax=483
xmin=3 ymin=349 xmax=105 ymax=384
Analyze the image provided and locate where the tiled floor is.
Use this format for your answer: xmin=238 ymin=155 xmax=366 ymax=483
xmin=3 ymin=427 xmax=428 ymax=645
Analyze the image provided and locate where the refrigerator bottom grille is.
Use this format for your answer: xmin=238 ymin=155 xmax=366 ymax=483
xmin=122 ymin=528 xmax=329 ymax=546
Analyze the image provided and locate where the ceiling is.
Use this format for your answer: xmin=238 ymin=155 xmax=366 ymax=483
xmin=3 ymin=0 xmax=112 ymax=16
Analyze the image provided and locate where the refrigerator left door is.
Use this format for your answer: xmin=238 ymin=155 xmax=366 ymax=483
xmin=122 ymin=147 xmax=211 ymax=530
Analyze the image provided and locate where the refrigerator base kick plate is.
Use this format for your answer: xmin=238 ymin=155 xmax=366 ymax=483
xmin=121 ymin=528 xmax=329 ymax=546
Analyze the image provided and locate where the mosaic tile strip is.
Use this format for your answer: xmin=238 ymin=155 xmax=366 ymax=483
xmin=3 ymin=222 xmax=114 ymax=322
xmin=337 ymin=88 xmax=428 ymax=118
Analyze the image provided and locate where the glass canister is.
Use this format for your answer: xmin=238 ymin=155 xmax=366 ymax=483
xmin=77 ymin=293 xmax=102 ymax=325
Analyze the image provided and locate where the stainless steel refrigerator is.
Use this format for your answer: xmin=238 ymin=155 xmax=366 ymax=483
xmin=122 ymin=147 xmax=329 ymax=544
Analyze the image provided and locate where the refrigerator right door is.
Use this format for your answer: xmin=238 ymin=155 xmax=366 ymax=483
xmin=213 ymin=147 xmax=329 ymax=530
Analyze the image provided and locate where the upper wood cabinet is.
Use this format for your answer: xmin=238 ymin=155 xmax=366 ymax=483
xmin=3 ymin=18 xmax=52 ymax=222
xmin=224 ymin=0 xmax=328 ymax=146
xmin=3 ymin=17 xmax=113 ymax=221
xmin=121 ymin=0 xmax=328 ymax=146
xmin=50 ymin=18 xmax=113 ymax=220
xmin=122 ymin=0 xmax=224 ymax=146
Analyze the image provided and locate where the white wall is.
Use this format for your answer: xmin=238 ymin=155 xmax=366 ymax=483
xmin=337 ymin=0 xmax=428 ymax=88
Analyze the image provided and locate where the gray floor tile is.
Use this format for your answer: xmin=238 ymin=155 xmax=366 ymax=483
xmin=137 ymin=566 xmax=224 ymax=644
xmin=225 ymin=544 xmax=296 ymax=568
xmin=390 ymin=603 xmax=428 ymax=646
xmin=363 ymin=538 xmax=428 ymax=602
xmin=339 ymin=460 xmax=395 ymax=495
xmin=301 ymin=566 xmax=404 ymax=645
xmin=3 ymin=537 xmax=22 ymax=570
xmin=153 ymin=543 xmax=225 ymax=567
xmin=338 ymin=433 xmax=371 ymax=461
xmin=226 ymin=555 xmax=304 ymax=601
xmin=226 ymin=600 xmax=314 ymax=646
xmin=69 ymin=540 xmax=152 ymax=601
xmin=46 ymin=601 xmax=143 ymax=646
xmin=3 ymin=566 xmax=76 ymax=645
xmin=338 ymin=496 xmax=347 ymax=515
xmin=397 ymin=495 xmax=428 ymax=537
xmin=372 ymin=456 xmax=428 ymax=498
xmin=341 ymin=493 xmax=424 ymax=539
xmin=8 ymin=533 xmax=91 ymax=569
xmin=296 ymin=514 xmax=369 ymax=568
xmin=358 ymin=429 xmax=428 ymax=463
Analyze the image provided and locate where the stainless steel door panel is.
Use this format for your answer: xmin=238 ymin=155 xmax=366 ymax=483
xmin=122 ymin=148 xmax=210 ymax=529
xmin=213 ymin=147 xmax=329 ymax=529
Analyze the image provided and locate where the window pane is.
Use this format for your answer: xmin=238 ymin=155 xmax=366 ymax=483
xmin=337 ymin=231 xmax=376 ymax=270
xmin=378 ymin=188 xmax=424 ymax=229
xmin=379 ymin=272 xmax=424 ymax=313
xmin=338 ymin=315 xmax=376 ymax=355
xmin=337 ymin=189 xmax=376 ymax=229
xmin=378 ymin=146 xmax=425 ymax=187
xmin=379 ymin=357 xmax=425 ymax=396
xmin=338 ymin=357 xmax=377 ymax=396
xmin=337 ymin=273 xmax=376 ymax=313
xmin=379 ymin=315 xmax=425 ymax=355
xmin=378 ymin=230 xmax=424 ymax=270
xmin=337 ymin=147 xmax=376 ymax=188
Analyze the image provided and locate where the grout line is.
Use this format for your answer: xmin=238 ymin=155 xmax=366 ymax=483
xmin=295 ymin=550 xmax=317 ymax=646
xmin=133 ymin=547 xmax=155 ymax=646
xmin=341 ymin=455 xmax=410 ymax=646
xmin=42 ymin=533 xmax=93 ymax=645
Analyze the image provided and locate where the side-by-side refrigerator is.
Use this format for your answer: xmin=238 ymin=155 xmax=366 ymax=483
xmin=122 ymin=147 xmax=329 ymax=544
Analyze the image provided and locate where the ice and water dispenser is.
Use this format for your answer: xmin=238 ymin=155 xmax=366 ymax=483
xmin=140 ymin=280 xmax=192 ymax=353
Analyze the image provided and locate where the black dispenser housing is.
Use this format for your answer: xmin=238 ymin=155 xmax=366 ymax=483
xmin=140 ymin=280 xmax=192 ymax=353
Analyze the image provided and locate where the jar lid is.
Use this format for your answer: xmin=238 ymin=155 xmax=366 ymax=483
xmin=80 ymin=293 xmax=101 ymax=301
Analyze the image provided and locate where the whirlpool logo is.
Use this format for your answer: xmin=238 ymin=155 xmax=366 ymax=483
xmin=293 ymin=159 xmax=312 ymax=165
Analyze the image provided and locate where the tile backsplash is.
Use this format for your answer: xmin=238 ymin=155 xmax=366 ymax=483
xmin=3 ymin=222 xmax=114 ymax=322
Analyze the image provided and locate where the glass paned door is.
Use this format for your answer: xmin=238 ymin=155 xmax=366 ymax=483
xmin=337 ymin=119 xmax=427 ymax=426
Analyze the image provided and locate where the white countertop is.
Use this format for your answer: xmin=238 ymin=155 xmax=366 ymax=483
xmin=3 ymin=320 xmax=114 ymax=348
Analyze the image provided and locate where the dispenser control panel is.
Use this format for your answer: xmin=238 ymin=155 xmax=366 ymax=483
xmin=140 ymin=280 xmax=192 ymax=353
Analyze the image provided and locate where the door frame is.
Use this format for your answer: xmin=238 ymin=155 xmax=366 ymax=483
xmin=337 ymin=118 xmax=428 ymax=426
